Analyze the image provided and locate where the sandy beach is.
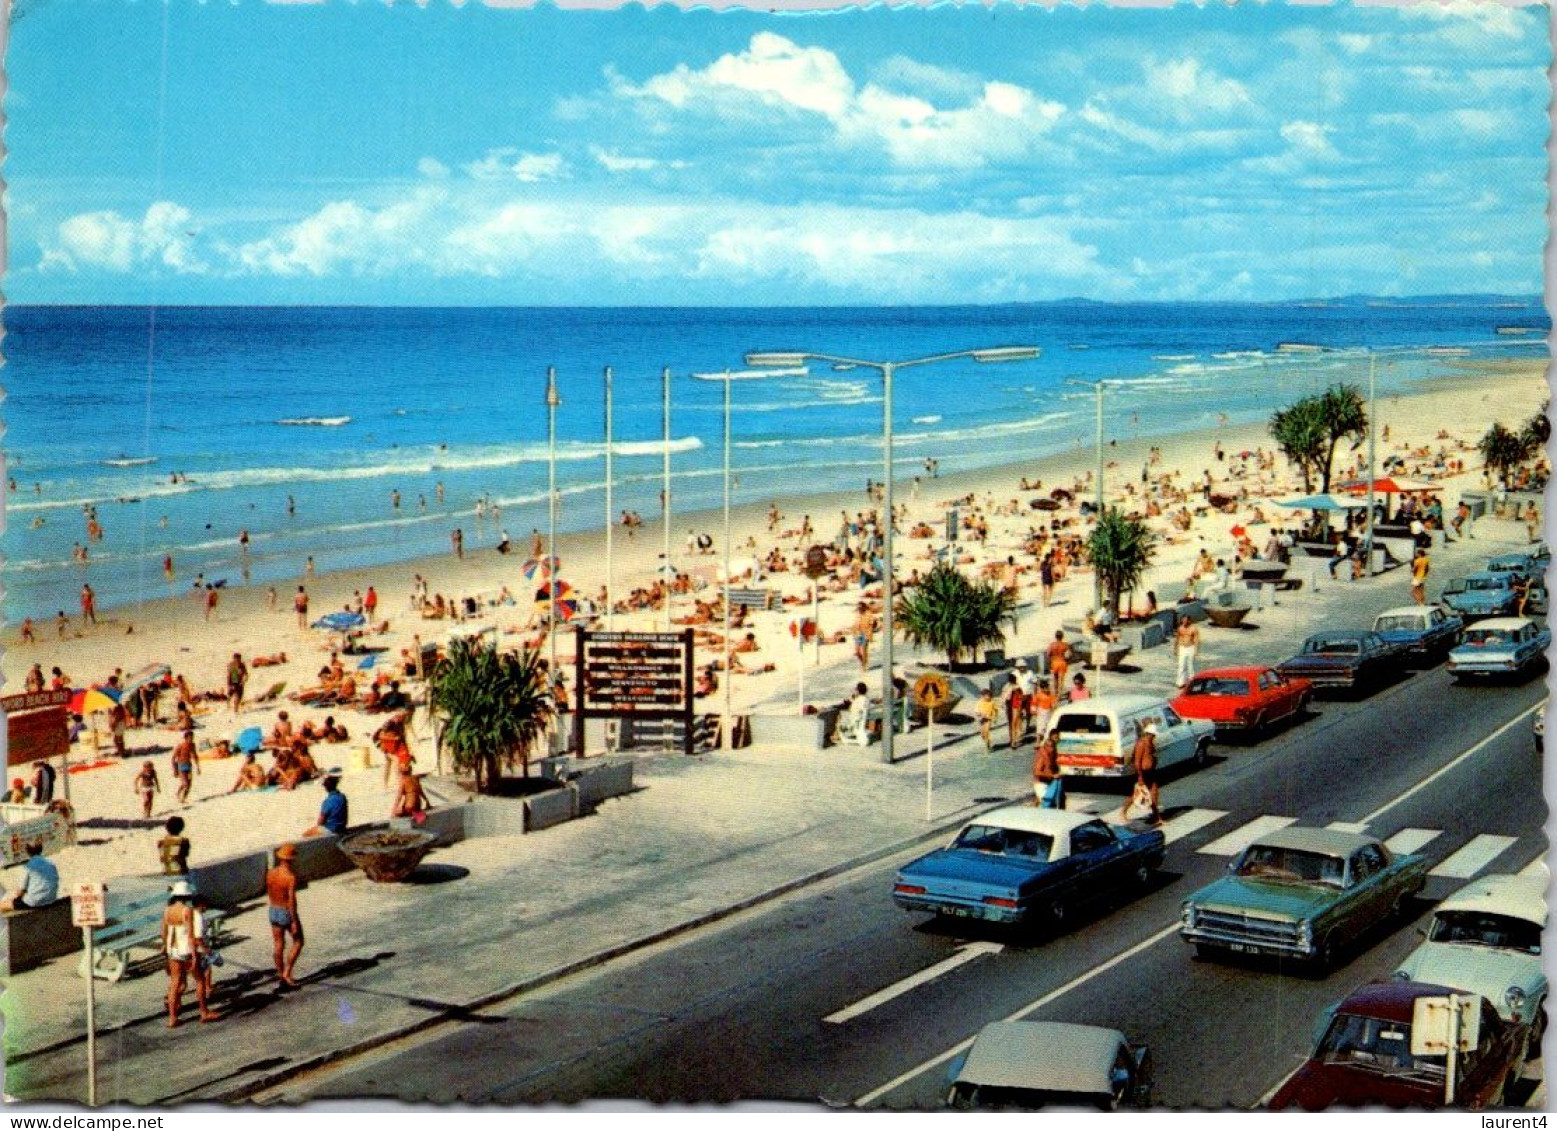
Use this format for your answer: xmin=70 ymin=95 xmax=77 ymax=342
xmin=1 ymin=358 xmax=1545 ymax=894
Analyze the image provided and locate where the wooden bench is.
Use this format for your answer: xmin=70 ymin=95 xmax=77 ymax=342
xmin=78 ymin=890 xmax=228 ymax=982
xmin=726 ymin=587 xmax=774 ymax=612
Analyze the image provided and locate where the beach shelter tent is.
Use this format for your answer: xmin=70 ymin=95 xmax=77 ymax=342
xmin=1275 ymin=493 xmax=1369 ymax=511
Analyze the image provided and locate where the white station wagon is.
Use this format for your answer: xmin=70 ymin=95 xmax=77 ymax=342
xmin=1447 ymin=616 xmax=1551 ymax=680
xmin=1394 ymin=873 xmax=1547 ymax=1064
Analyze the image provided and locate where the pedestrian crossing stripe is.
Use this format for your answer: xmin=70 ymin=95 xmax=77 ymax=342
xmin=1326 ymin=821 xmax=1370 ymax=833
xmin=1518 ymin=857 xmax=1549 ymax=880
xmin=1160 ymin=809 xmax=1229 ymax=845
xmin=1430 ymin=834 xmax=1517 ymax=879
xmin=1198 ymin=816 xmax=1297 ymax=857
xmin=1384 ymin=828 xmax=1442 ymax=856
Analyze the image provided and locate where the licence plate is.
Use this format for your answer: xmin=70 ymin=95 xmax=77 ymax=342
xmin=1228 ymin=943 xmax=1256 ymax=954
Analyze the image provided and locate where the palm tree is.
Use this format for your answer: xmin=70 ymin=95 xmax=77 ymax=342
xmin=1268 ymin=395 xmax=1329 ymax=492
xmin=1315 ymin=383 xmax=1368 ymax=492
xmin=894 ymin=562 xmax=1016 ymax=669
xmin=1087 ymin=508 xmax=1156 ymax=617
xmin=1521 ymin=404 xmax=1550 ymax=453
xmin=1480 ymin=422 xmax=1534 ymax=488
xmin=428 ymin=636 xmax=554 ymax=793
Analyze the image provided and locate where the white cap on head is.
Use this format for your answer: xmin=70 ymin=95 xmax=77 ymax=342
xmin=1015 ymin=658 xmax=1028 ymax=669
xmin=168 ymin=880 xmax=195 ymax=899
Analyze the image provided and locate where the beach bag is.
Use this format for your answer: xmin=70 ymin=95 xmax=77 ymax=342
xmin=1040 ymin=778 xmax=1066 ymax=810
xmin=1125 ymin=781 xmax=1154 ymax=821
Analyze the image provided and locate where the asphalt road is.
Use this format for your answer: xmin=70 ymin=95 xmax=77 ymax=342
xmin=287 ymin=660 xmax=1547 ymax=1109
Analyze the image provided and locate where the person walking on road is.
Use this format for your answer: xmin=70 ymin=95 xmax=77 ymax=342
xmin=1174 ymin=615 xmax=1200 ymax=689
xmin=1046 ymin=630 xmax=1070 ymax=689
xmin=974 ymin=688 xmax=998 ymax=751
xmin=1121 ymin=721 xmax=1161 ymax=825
xmin=266 ymin=844 xmax=304 ymax=988
xmin=1033 ymin=732 xmax=1063 ymax=808
xmin=1410 ymin=547 xmax=1430 ymax=606
xmin=162 ymin=880 xmax=217 ymax=1026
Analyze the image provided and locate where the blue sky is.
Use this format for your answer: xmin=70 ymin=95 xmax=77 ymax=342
xmin=7 ymin=1 xmax=1548 ymax=305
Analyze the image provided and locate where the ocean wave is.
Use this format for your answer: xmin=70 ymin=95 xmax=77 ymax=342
xmin=276 ymin=416 xmax=353 ymax=427
xmin=911 ymin=415 xmax=942 ymax=425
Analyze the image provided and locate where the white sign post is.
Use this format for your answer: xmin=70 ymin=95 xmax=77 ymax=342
xmin=1412 ymin=992 xmax=1478 ymax=1107
xmin=71 ymin=881 xmax=107 ymax=1107
xmin=914 ymin=674 xmax=949 ymax=822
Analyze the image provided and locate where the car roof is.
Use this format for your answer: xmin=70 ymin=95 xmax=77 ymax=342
xmin=1337 ymin=981 xmax=1482 ymax=1024
xmin=1461 ymin=571 xmax=1507 ymax=581
xmin=1252 ymin=826 xmax=1376 ymax=858
xmin=1375 ymin=606 xmax=1433 ymax=619
xmin=1464 ymin=617 xmax=1534 ymax=632
xmin=956 ymin=1021 xmax=1126 ymax=1093
xmin=970 ymin=806 xmax=1095 ymax=836
xmin=1184 ymin=666 xmax=1267 ymax=679
xmin=1304 ymin=630 xmax=1369 ymax=641
xmin=1050 ymin=694 xmax=1166 ymax=715
xmin=1437 ymin=874 xmax=1548 ymax=926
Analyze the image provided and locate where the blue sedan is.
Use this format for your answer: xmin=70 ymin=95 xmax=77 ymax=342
xmin=1448 ymin=617 xmax=1551 ymax=681
xmin=893 ymin=807 xmax=1165 ymax=927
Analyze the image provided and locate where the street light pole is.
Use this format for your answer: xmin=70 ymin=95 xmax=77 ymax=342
xmin=1365 ymin=353 xmax=1377 ymax=573
xmin=546 ymin=366 xmax=561 ymax=722
xmin=747 ymin=346 xmax=1041 ymax=765
xmin=662 ymin=366 xmax=673 ymax=633
xmin=1066 ymin=378 xmax=1110 ymax=610
xmin=604 ymin=365 xmax=614 ymax=632
xmin=722 ymin=369 xmax=733 ymax=752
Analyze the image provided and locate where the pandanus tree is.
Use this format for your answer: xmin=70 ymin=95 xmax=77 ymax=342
xmin=1268 ymin=383 xmax=1368 ymax=492
xmin=1480 ymin=422 xmax=1536 ymax=488
xmin=428 ymin=635 xmax=554 ymax=793
xmin=1087 ymin=507 xmax=1157 ymax=617
xmin=893 ymin=562 xmax=1016 ymax=669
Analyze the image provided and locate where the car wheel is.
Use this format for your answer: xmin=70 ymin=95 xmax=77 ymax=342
xmin=1193 ymin=740 xmax=1211 ymax=767
xmin=1311 ymin=936 xmax=1340 ymax=974
xmin=1049 ymin=897 xmax=1068 ymax=928
xmin=1388 ymin=892 xmax=1409 ymax=921
xmin=1247 ymin=712 xmax=1266 ymax=738
xmin=1133 ymin=863 xmax=1153 ymax=889
xmin=1523 ymin=1004 xmax=1547 ymax=1066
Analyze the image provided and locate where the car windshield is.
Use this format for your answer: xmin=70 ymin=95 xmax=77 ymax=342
xmin=1465 ymin=577 xmax=1507 ymax=592
xmin=1304 ymin=638 xmax=1359 ymax=655
xmin=953 ymin=824 xmax=1054 ymax=860
xmin=1053 ymin=714 xmax=1112 ymax=735
xmin=1374 ymin=616 xmax=1423 ymax=633
xmin=1317 ymin=1014 xmax=1445 ymax=1081
xmin=1463 ymin=629 xmax=1511 ymax=647
xmin=1185 ymin=677 xmax=1250 ymax=696
xmin=1234 ymin=845 xmax=1346 ymax=887
xmin=1427 ymin=910 xmax=1542 ymax=954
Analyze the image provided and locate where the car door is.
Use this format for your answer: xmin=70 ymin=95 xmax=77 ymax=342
xmin=1156 ymin=705 xmax=1192 ymax=766
xmin=1344 ymin=845 xmax=1394 ymax=937
xmin=1256 ymin=670 xmax=1283 ymax=718
xmin=1067 ymin=820 xmax=1123 ymax=896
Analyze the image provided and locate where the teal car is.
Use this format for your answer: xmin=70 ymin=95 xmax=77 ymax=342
xmin=1180 ymin=827 xmax=1430 ymax=970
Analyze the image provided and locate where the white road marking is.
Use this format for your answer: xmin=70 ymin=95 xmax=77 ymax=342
xmin=1326 ymin=821 xmax=1369 ymax=833
xmin=1430 ymin=834 xmax=1517 ymax=879
xmin=1519 ymin=857 xmax=1549 ymax=880
xmin=853 ymin=922 xmax=1182 ymax=1108
xmin=1065 ymin=792 xmax=1115 ymax=814
xmin=824 ymin=942 xmax=1004 ymax=1025
xmin=1197 ymin=815 xmax=1296 ymax=857
xmin=1358 ymin=702 xmax=1544 ymax=825
xmin=1383 ymin=828 xmax=1442 ymax=856
xmin=1161 ymin=809 xmax=1230 ymax=845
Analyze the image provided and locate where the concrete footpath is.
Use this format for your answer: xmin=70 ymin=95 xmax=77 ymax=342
xmin=2 ymin=522 xmax=1531 ymax=1105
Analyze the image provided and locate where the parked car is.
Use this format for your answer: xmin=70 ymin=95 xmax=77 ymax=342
xmin=1446 ymin=617 xmax=1551 ymax=681
xmin=1180 ymin=827 xmax=1430 ymax=969
xmin=1276 ymin=631 xmax=1404 ymax=692
xmin=893 ymin=807 xmax=1165 ymax=927
xmin=1486 ymin=545 xmax=1550 ymax=582
xmin=1268 ymin=981 xmax=1528 ymax=1110
xmin=1371 ymin=605 xmax=1464 ymax=666
xmin=945 ymin=1022 xmax=1152 ymax=1111
xmin=1170 ymin=666 xmax=1311 ymax=738
xmin=1393 ymin=873 xmax=1547 ymax=1064
xmin=1442 ymin=571 xmax=1523 ymax=620
xmin=1043 ymin=694 xmax=1215 ymax=780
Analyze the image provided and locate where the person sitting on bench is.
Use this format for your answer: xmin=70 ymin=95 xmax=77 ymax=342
xmin=1 ymin=842 xmax=58 ymax=912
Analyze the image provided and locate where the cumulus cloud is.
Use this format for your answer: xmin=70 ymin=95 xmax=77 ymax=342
xmin=1143 ymin=58 xmax=1251 ymax=119
xmin=1242 ymin=119 xmax=1340 ymax=175
xmin=417 ymin=157 xmax=450 ymax=178
xmin=234 ymin=189 xmax=446 ymax=276
xmin=590 ymin=146 xmax=689 ymax=173
xmin=463 ymin=148 xmax=569 ymax=182
xmin=615 ymin=33 xmax=1065 ymax=170
xmin=42 ymin=202 xmax=204 ymax=274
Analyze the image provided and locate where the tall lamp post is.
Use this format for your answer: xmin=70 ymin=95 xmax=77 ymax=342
xmin=747 ymin=347 xmax=1040 ymax=765
xmin=604 ymin=366 xmax=614 ymax=632
xmin=1364 ymin=352 xmax=1377 ymax=573
xmin=662 ymin=366 xmax=674 ymax=632
xmin=1065 ymin=378 xmax=1114 ymax=610
xmin=545 ymin=366 xmax=561 ymax=703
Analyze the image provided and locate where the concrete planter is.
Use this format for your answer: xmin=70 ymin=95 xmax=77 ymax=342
xmin=523 ymin=783 xmax=580 ymax=832
xmin=571 ymin=759 xmax=636 ymax=807
xmin=748 ymin=714 xmax=833 ymax=750
xmin=0 ymin=898 xmax=76 ymax=977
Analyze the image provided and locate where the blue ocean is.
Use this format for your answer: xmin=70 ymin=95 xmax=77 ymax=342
xmin=4 ymin=300 xmax=1547 ymax=621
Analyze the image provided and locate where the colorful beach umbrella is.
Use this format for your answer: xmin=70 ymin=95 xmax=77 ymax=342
xmin=313 ymin=610 xmax=367 ymax=632
xmin=534 ymin=580 xmax=580 ymax=622
xmin=523 ymin=555 xmax=561 ymax=580
xmin=68 ymin=686 xmax=121 ymax=715
xmin=235 ymin=727 xmax=264 ymax=753
xmin=1275 ymin=493 xmax=1369 ymax=512
xmin=1337 ymin=476 xmax=1441 ymax=495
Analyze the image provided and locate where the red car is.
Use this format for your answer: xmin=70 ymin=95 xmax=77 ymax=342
xmin=1169 ymin=666 xmax=1311 ymax=737
xmin=1269 ymin=980 xmax=1528 ymax=1111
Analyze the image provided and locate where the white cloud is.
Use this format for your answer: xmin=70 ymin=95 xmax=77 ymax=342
xmin=1143 ymin=57 xmax=1251 ymax=119
xmin=417 ymin=157 xmax=450 ymax=178
xmin=1336 ymin=33 xmax=1375 ymax=55
xmin=463 ymin=148 xmax=569 ymax=182
xmin=590 ymin=146 xmax=689 ymax=173
xmin=616 ymin=33 xmax=1065 ymax=170
xmin=44 ymin=202 xmax=203 ymax=274
xmin=1241 ymin=120 xmax=1340 ymax=176
xmin=235 ymin=190 xmax=445 ymax=276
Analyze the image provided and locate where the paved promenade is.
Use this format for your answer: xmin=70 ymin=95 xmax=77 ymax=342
xmin=3 ymin=520 xmax=1529 ymax=1105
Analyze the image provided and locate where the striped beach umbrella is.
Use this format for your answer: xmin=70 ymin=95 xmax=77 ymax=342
xmin=534 ymin=580 xmax=580 ymax=622
xmin=523 ymin=555 xmax=561 ymax=580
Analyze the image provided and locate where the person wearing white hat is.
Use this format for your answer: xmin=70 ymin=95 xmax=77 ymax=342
xmin=162 ymin=880 xmax=217 ymax=1026
xmin=1120 ymin=721 xmax=1162 ymax=825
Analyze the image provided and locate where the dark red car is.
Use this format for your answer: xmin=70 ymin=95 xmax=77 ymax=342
xmin=1269 ymin=981 xmax=1528 ymax=1111
xmin=1169 ymin=666 xmax=1311 ymax=738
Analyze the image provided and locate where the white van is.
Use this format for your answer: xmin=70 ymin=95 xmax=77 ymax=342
xmin=1043 ymin=694 xmax=1215 ymax=779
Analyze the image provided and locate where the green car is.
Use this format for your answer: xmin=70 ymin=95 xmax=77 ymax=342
xmin=1180 ymin=827 xmax=1430 ymax=970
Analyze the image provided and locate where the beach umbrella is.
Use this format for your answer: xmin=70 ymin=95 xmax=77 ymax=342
xmin=1337 ymin=476 xmax=1440 ymax=495
xmin=534 ymin=580 xmax=580 ymax=623
xmin=357 ymin=653 xmax=378 ymax=670
xmin=121 ymin=663 xmax=171 ymax=696
xmin=68 ymin=686 xmax=121 ymax=715
xmin=1275 ymin=493 xmax=1369 ymax=511
xmin=522 ymin=555 xmax=561 ymax=581
xmin=235 ymin=727 xmax=264 ymax=753
xmin=313 ymin=610 xmax=367 ymax=632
